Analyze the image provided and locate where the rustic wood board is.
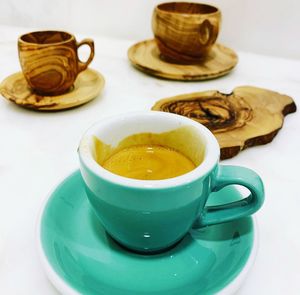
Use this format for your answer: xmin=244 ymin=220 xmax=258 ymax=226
xmin=128 ymin=39 xmax=238 ymax=81
xmin=152 ymin=86 xmax=296 ymax=159
xmin=0 ymin=68 xmax=105 ymax=111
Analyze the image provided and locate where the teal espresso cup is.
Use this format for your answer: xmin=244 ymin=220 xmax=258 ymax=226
xmin=79 ymin=111 xmax=264 ymax=253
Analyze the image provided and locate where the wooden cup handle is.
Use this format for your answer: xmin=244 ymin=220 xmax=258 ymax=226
xmin=77 ymin=38 xmax=95 ymax=73
xmin=198 ymin=20 xmax=215 ymax=46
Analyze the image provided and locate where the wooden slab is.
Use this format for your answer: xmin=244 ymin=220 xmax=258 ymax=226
xmin=152 ymin=86 xmax=296 ymax=159
xmin=128 ymin=39 xmax=238 ymax=81
xmin=0 ymin=68 xmax=104 ymax=111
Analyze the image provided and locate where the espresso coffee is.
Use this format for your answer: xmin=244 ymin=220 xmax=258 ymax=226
xmin=102 ymin=144 xmax=196 ymax=180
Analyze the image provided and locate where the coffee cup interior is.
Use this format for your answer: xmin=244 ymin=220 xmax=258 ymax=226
xmin=79 ymin=112 xmax=220 ymax=187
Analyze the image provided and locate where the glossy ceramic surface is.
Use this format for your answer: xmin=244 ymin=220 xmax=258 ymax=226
xmin=38 ymin=171 xmax=256 ymax=295
xmin=78 ymin=111 xmax=263 ymax=252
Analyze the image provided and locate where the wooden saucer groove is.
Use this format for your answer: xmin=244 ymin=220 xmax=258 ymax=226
xmin=152 ymin=86 xmax=296 ymax=159
xmin=128 ymin=39 xmax=238 ymax=81
xmin=0 ymin=68 xmax=105 ymax=111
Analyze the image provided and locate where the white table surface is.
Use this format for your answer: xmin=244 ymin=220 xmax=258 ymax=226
xmin=0 ymin=25 xmax=299 ymax=295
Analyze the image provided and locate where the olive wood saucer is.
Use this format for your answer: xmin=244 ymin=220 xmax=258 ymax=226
xmin=152 ymin=86 xmax=296 ymax=159
xmin=128 ymin=39 xmax=238 ymax=81
xmin=0 ymin=68 xmax=105 ymax=111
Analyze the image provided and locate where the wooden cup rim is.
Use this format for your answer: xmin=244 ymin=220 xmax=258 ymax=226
xmin=156 ymin=2 xmax=220 ymax=16
xmin=18 ymin=30 xmax=75 ymax=46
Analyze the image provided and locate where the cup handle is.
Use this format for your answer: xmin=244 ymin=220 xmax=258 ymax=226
xmin=76 ymin=38 xmax=95 ymax=73
xmin=198 ymin=20 xmax=215 ymax=46
xmin=195 ymin=165 xmax=264 ymax=228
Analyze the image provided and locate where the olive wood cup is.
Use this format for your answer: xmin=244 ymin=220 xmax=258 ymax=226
xmin=152 ymin=2 xmax=221 ymax=64
xmin=18 ymin=30 xmax=95 ymax=96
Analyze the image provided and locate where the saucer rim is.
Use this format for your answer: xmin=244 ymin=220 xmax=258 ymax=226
xmin=36 ymin=170 xmax=259 ymax=295
xmin=0 ymin=68 xmax=105 ymax=111
xmin=128 ymin=39 xmax=238 ymax=81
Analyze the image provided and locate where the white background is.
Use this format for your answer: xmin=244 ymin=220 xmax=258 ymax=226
xmin=0 ymin=1 xmax=299 ymax=295
xmin=0 ymin=0 xmax=299 ymax=59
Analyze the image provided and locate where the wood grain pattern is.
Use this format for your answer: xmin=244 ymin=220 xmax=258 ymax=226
xmin=152 ymin=2 xmax=221 ymax=63
xmin=152 ymin=86 xmax=296 ymax=159
xmin=18 ymin=31 xmax=94 ymax=96
xmin=0 ymin=68 xmax=104 ymax=111
xmin=128 ymin=39 xmax=238 ymax=80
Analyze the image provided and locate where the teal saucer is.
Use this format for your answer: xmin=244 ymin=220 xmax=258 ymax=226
xmin=38 ymin=171 xmax=257 ymax=295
